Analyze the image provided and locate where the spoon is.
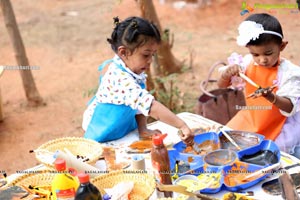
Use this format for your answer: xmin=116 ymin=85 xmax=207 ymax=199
xmin=219 ymin=128 xmax=241 ymax=150
xmin=178 ymin=130 xmax=202 ymax=154
xmin=242 ymin=162 xmax=281 ymax=182
xmin=239 ymin=72 xmax=261 ymax=89
xmin=156 ymin=183 xmax=218 ymax=200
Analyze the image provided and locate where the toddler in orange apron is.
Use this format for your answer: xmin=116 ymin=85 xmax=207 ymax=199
xmin=218 ymin=13 xmax=300 ymax=158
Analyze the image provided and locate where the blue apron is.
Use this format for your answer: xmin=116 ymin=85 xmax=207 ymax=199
xmin=84 ymin=59 xmax=144 ymax=142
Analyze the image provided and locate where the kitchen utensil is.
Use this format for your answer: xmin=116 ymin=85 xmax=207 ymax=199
xmin=219 ymin=128 xmax=241 ymax=150
xmin=239 ymin=72 xmax=261 ymax=89
xmin=157 ymin=183 xmax=218 ymax=200
xmin=242 ymin=162 xmax=281 ymax=182
xmin=178 ymin=130 xmax=202 ymax=154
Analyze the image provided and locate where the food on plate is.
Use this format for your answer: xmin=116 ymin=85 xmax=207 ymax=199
xmin=197 ymin=172 xmax=222 ymax=189
xmin=183 ymin=140 xmax=219 ymax=155
xmin=222 ymin=192 xmax=254 ymax=200
xmin=128 ymin=140 xmax=152 ymax=153
xmin=224 ymin=162 xmax=264 ymax=187
xmin=176 ymin=178 xmax=203 ymax=192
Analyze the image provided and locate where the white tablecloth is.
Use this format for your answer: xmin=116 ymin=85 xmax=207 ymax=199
xmin=102 ymin=112 xmax=300 ymax=200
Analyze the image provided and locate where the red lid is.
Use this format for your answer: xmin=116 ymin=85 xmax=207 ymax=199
xmin=54 ymin=158 xmax=66 ymax=171
xmin=77 ymin=172 xmax=90 ymax=183
xmin=152 ymin=133 xmax=167 ymax=146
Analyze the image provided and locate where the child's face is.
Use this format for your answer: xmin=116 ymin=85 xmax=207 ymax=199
xmin=247 ymin=41 xmax=287 ymax=68
xmin=122 ymin=40 xmax=159 ymax=74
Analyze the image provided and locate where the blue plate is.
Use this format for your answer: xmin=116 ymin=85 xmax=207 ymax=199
xmin=169 ymin=131 xmax=280 ymax=194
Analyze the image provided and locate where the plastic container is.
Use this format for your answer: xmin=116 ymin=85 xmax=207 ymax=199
xmin=51 ymin=158 xmax=79 ymax=200
xmin=170 ymin=131 xmax=281 ymax=194
xmin=151 ymin=133 xmax=173 ymax=198
xmin=75 ymin=172 xmax=102 ymax=200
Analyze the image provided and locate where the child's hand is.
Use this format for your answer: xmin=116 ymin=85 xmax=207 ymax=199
xmin=221 ymin=64 xmax=241 ymax=81
xmin=178 ymin=125 xmax=194 ymax=145
xmin=247 ymin=85 xmax=277 ymax=99
xmin=139 ymin=129 xmax=162 ymax=140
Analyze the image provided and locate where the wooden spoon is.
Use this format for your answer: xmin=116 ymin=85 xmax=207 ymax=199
xmin=156 ymin=184 xmax=218 ymax=200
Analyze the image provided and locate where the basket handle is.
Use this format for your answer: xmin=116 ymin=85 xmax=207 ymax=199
xmin=200 ymin=61 xmax=227 ymax=98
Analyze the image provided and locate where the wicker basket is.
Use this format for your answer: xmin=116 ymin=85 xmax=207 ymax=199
xmin=92 ymin=170 xmax=156 ymax=200
xmin=8 ymin=170 xmax=54 ymax=187
xmin=7 ymin=170 xmax=55 ymax=200
xmin=35 ymin=137 xmax=103 ymax=167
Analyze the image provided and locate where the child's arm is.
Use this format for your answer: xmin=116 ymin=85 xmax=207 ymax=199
xmin=148 ymin=100 xmax=193 ymax=144
xmin=263 ymin=92 xmax=293 ymax=113
xmin=135 ymin=114 xmax=161 ymax=139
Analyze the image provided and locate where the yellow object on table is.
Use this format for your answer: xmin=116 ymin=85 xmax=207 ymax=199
xmin=222 ymin=192 xmax=254 ymax=200
xmin=7 ymin=170 xmax=54 ymax=200
xmin=197 ymin=173 xmax=222 ymax=189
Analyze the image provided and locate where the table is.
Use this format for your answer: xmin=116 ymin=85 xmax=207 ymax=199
xmin=4 ymin=112 xmax=300 ymax=200
xmin=101 ymin=112 xmax=300 ymax=200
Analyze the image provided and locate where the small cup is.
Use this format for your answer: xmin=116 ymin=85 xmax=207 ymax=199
xmin=131 ymin=155 xmax=145 ymax=170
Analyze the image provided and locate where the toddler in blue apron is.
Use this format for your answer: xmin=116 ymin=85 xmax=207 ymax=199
xmin=82 ymin=16 xmax=193 ymax=143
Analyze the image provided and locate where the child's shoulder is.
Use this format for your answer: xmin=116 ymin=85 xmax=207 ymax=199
xmin=279 ymin=58 xmax=300 ymax=71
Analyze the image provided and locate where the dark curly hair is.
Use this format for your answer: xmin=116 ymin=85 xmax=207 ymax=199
xmin=245 ymin=13 xmax=283 ymax=45
xmin=107 ymin=16 xmax=161 ymax=53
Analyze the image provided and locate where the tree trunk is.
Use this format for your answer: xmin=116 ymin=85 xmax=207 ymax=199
xmin=0 ymin=0 xmax=43 ymax=106
xmin=136 ymin=0 xmax=183 ymax=75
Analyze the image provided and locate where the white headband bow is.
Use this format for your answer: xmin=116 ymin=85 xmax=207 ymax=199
xmin=236 ymin=21 xmax=283 ymax=46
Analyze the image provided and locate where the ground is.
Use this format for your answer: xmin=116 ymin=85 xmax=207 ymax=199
xmin=0 ymin=0 xmax=299 ymax=175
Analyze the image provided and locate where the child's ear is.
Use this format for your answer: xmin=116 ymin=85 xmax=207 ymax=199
xmin=280 ymin=41 xmax=288 ymax=51
xmin=117 ymin=46 xmax=127 ymax=57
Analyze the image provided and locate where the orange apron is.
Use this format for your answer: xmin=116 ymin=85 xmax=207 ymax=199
xmin=226 ymin=62 xmax=286 ymax=140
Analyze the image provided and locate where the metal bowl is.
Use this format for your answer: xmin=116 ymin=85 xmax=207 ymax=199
xmin=204 ymin=149 xmax=237 ymax=166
